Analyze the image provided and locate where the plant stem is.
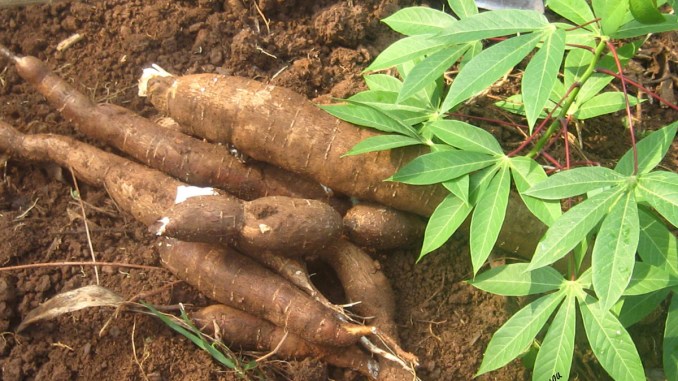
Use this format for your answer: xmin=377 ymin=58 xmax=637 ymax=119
xmin=527 ymin=39 xmax=608 ymax=158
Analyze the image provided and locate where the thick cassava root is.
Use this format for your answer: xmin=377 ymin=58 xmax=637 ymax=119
xmin=158 ymin=238 xmax=374 ymax=347
xmin=3 ymin=51 xmax=334 ymax=204
xmin=193 ymin=304 xmax=379 ymax=379
xmin=0 ymin=120 xmax=342 ymax=254
xmin=344 ymin=202 xmax=426 ymax=250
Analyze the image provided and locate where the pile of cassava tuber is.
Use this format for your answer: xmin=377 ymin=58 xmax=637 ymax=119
xmin=0 ymin=45 xmax=543 ymax=380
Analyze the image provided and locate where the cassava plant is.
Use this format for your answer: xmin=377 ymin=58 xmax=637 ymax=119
xmin=322 ymin=0 xmax=678 ymax=379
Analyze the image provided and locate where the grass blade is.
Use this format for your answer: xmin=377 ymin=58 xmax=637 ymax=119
xmin=470 ymin=165 xmax=510 ymax=274
xmin=440 ymin=32 xmax=543 ymax=112
xmin=592 ymin=191 xmax=639 ymax=310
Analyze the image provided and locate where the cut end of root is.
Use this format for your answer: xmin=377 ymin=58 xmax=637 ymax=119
xmin=138 ymin=64 xmax=173 ymax=97
xmin=174 ymin=185 xmax=218 ymax=204
xmin=150 ymin=217 xmax=171 ymax=236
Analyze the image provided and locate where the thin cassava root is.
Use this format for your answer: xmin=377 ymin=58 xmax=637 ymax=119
xmin=0 ymin=120 xmax=342 ymax=254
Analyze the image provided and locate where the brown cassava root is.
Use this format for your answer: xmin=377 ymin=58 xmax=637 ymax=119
xmin=0 ymin=121 xmax=342 ymax=254
xmin=2 ymin=50 xmax=332 ymax=203
xmin=193 ymin=304 xmax=379 ymax=379
xmin=344 ymin=202 xmax=426 ymax=250
xmin=158 ymin=238 xmax=374 ymax=347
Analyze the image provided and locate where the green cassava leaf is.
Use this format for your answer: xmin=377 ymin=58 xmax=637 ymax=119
xmin=427 ymin=120 xmax=504 ymax=155
xmin=319 ymin=102 xmax=418 ymax=137
xmin=399 ymin=44 xmax=469 ymax=102
xmin=525 ymin=166 xmax=626 ymax=200
xmin=637 ymin=171 xmax=678 ymax=227
xmin=348 ymin=90 xmax=433 ymax=125
xmin=477 ymin=291 xmax=565 ymax=375
xmin=613 ymin=14 xmax=678 ymax=38
xmin=592 ymin=0 xmax=630 ymax=35
xmin=344 ymin=135 xmax=423 ymax=156
xmin=523 ymin=28 xmax=566 ymax=131
xmin=469 ymin=263 xmax=564 ymax=296
xmin=624 ymin=262 xmax=678 ymax=295
xmin=665 ymin=294 xmax=678 ymax=381
xmin=383 ymin=7 xmax=457 ymax=36
xmin=365 ymin=34 xmax=449 ymax=72
xmin=629 ymin=0 xmax=666 ymax=24
xmin=563 ymin=43 xmax=596 ymax=92
xmin=443 ymin=175 xmax=470 ymax=205
xmin=615 ymin=122 xmax=678 ymax=176
xmin=546 ymin=0 xmax=598 ymax=29
xmin=441 ymin=32 xmax=543 ymax=112
xmin=420 ymin=194 xmax=473 ymax=258
xmin=470 ymin=165 xmax=510 ymax=274
xmin=529 ymin=187 xmax=625 ymax=271
xmin=532 ymin=294 xmax=576 ymax=381
xmin=578 ymin=294 xmax=645 ymax=381
xmin=592 ymin=191 xmax=639 ymax=310
xmin=469 ymin=165 xmax=500 ymax=205
xmin=575 ymin=92 xmax=641 ymax=120
xmin=495 ymin=94 xmax=556 ymax=118
xmin=448 ymin=0 xmax=478 ymax=19
xmin=615 ymin=289 xmax=671 ymax=327
xmin=510 ymin=156 xmax=562 ymax=226
xmin=390 ymin=150 xmax=497 ymax=185
xmin=435 ymin=9 xmax=548 ymax=43
xmin=364 ymin=74 xmax=403 ymax=92
xmin=637 ymin=206 xmax=678 ymax=274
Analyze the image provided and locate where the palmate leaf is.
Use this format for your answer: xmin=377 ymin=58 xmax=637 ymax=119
xmin=469 ymin=263 xmax=564 ymax=296
xmin=448 ymin=0 xmax=478 ymax=19
xmin=637 ymin=207 xmax=678 ymax=274
xmin=441 ymin=32 xmax=544 ymax=113
xmin=383 ymin=7 xmax=457 ymax=36
xmin=578 ymin=294 xmax=645 ymax=381
xmin=528 ymin=187 xmax=625 ymax=271
xmin=510 ymin=156 xmax=562 ymax=226
xmin=469 ymin=165 xmax=500 ymax=204
xmin=575 ymin=92 xmax=642 ymax=120
xmin=443 ymin=175 xmax=470 ymax=205
xmin=522 ymin=28 xmax=566 ymax=132
xmin=525 ymin=166 xmax=626 ymax=200
xmin=665 ymin=294 xmax=678 ymax=381
xmin=615 ymin=288 xmax=671 ymax=327
xmin=637 ymin=171 xmax=678 ymax=227
xmin=470 ymin=164 xmax=510 ymax=274
xmin=613 ymin=14 xmax=678 ymax=39
xmin=435 ymin=9 xmax=548 ymax=43
xmin=390 ymin=150 xmax=497 ymax=185
xmin=420 ymin=194 xmax=473 ymax=258
xmin=477 ymin=290 xmax=565 ymax=376
xmin=615 ymin=122 xmax=678 ymax=176
xmin=427 ymin=120 xmax=504 ymax=155
xmin=592 ymin=191 xmax=639 ymax=310
xmin=344 ymin=135 xmax=423 ymax=156
xmin=624 ymin=262 xmax=678 ymax=295
xmin=398 ymin=44 xmax=469 ymax=102
xmin=532 ymin=294 xmax=576 ymax=381
xmin=546 ymin=0 xmax=598 ymax=29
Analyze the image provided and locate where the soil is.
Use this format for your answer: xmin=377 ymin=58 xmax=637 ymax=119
xmin=0 ymin=1 xmax=675 ymax=381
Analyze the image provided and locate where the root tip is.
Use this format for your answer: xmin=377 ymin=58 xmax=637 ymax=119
xmin=0 ymin=44 xmax=19 ymax=61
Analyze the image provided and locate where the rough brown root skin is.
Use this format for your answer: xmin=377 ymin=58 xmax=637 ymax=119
xmin=343 ymin=202 xmax=426 ymax=250
xmin=320 ymin=239 xmax=418 ymax=381
xmin=158 ymin=238 xmax=373 ymax=347
xmin=10 ymin=55 xmax=333 ymax=203
xmin=193 ymin=304 xmax=380 ymax=379
xmin=0 ymin=123 xmax=341 ymax=254
xmin=153 ymin=195 xmax=343 ymax=253
xmin=146 ymin=73 xmax=448 ymax=217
